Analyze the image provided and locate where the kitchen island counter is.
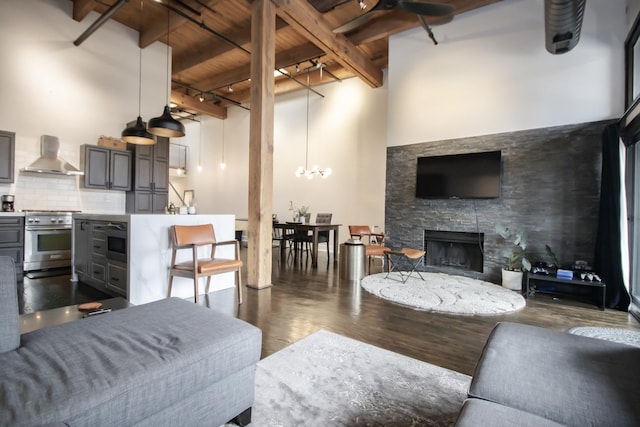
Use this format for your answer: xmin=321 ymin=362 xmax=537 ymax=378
xmin=72 ymin=214 xmax=236 ymax=305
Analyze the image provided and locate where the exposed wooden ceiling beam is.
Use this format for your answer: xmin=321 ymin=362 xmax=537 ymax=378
xmin=173 ymin=19 xmax=290 ymax=74
xmin=191 ymin=42 xmax=324 ymax=92
xmin=227 ymin=64 xmax=353 ymax=103
xmin=170 ymin=90 xmax=227 ymax=119
xmin=273 ymin=0 xmax=383 ymax=88
xmin=139 ymin=5 xmax=187 ymax=48
xmin=73 ymin=0 xmax=96 ymax=22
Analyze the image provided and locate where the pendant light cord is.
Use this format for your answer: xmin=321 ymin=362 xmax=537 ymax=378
xmin=305 ymin=72 xmax=310 ymax=170
xmin=165 ymin=0 xmax=170 ymax=105
xmin=137 ymin=0 xmax=144 ymax=116
xmin=221 ymin=119 xmax=225 ymax=164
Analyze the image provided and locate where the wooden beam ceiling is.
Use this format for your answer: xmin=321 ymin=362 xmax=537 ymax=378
xmin=273 ymin=0 xmax=383 ymax=88
xmin=69 ymin=0 xmax=504 ymax=118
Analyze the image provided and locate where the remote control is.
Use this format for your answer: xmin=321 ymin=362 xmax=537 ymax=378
xmin=84 ymin=308 xmax=112 ymax=317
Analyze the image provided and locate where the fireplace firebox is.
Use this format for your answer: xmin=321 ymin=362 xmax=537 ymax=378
xmin=424 ymin=230 xmax=484 ymax=273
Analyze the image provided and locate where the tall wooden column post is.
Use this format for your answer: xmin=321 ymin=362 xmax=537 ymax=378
xmin=247 ymin=0 xmax=275 ymax=289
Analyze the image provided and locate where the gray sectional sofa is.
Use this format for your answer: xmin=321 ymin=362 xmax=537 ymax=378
xmin=0 ymin=256 xmax=262 ymax=426
xmin=456 ymin=321 xmax=640 ymax=426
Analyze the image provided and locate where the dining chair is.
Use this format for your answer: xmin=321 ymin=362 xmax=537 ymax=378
xmin=348 ymin=225 xmax=389 ymax=274
xmin=168 ymin=224 xmax=243 ymax=305
xmin=294 ymin=213 xmax=333 ymax=259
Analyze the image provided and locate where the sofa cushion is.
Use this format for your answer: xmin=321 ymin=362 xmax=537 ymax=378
xmin=0 ymin=297 xmax=261 ymax=425
xmin=455 ymin=398 xmax=565 ymax=427
xmin=469 ymin=322 xmax=640 ymax=427
xmin=0 ymin=257 xmax=19 ymax=353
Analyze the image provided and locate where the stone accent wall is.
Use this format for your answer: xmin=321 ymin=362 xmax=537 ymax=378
xmin=385 ymin=120 xmax=614 ymax=284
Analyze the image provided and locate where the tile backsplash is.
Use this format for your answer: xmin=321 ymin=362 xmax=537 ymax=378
xmin=1 ymin=142 xmax=125 ymax=213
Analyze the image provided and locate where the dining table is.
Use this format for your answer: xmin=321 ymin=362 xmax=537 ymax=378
xmin=273 ymin=222 xmax=341 ymax=268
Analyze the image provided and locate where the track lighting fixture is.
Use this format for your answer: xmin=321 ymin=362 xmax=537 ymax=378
xmin=295 ymin=63 xmax=300 ymax=73
xmin=199 ymin=93 xmax=205 ymax=102
xmin=358 ymin=0 xmax=367 ymax=10
xmin=228 ymin=84 xmax=233 ymax=93
xmin=148 ymin=0 xmax=185 ymax=138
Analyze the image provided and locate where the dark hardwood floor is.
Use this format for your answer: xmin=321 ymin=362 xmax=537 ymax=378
xmin=20 ymin=248 xmax=640 ymax=376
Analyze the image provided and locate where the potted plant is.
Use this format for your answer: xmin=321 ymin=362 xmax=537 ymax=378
xmin=495 ymin=224 xmax=532 ymax=290
xmin=288 ymin=201 xmax=310 ymax=224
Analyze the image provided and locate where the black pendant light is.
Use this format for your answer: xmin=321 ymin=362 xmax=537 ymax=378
xmin=148 ymin=0 xmax=185 ymax=138
xmin=122 ymin=116 xmax=155 ymax=145
xmin=122 ymin=0 xmax=155 ymax=145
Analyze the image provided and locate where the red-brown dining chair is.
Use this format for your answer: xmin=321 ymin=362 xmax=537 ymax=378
xmin=348 ymin=225 xmax=389 ymax=274
xmin=168 ymin=224 xmax=243 ymax=305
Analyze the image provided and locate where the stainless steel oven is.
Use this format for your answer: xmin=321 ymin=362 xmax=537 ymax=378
xmin=23 ymin=211 xmax=74 ymax=272
xmin=105 ymin=222 xmax=127 ymax=263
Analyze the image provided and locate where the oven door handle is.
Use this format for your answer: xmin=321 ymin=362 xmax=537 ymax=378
xmin=25 ymin=226 xmax=72 ymax=231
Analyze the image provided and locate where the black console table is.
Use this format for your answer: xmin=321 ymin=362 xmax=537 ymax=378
xmin=524 ymin=272 xmax=606 ymax=310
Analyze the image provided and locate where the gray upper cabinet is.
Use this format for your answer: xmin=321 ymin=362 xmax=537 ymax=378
xmin=0 ymin=130 xmax=15 ymax=183
xmin=82 ymin=145 xmax=132 ymax=191
xmin=126 ymin=137 xmax=169 ymax=213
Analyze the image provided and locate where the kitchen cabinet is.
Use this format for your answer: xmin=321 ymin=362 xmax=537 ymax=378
xmin=0 ymin=130 xmax=15 ymax=183
xmin=82 ymin=145 xmax=132 ymax=191
xmin=0 ymin=216 xmax=24 ymax=281
xmin=73 ymin=219 xmax=127 ymax=297
xmin=106 ymin=261 xmax=127 ymax=296
xmin=126 ymin=137 xmax=169 ymax=213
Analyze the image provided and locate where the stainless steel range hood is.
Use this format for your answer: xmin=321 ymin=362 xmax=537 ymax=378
xmin=21 ymin=135 xmax=84 ymax=176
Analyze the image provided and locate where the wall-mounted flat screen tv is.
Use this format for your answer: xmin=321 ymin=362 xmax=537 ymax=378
xmin=415 ymin=151 xmax=502 ymax=199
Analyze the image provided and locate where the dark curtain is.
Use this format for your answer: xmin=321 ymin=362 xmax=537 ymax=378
xmin=594 ymin=123 xmax=630 ymax=310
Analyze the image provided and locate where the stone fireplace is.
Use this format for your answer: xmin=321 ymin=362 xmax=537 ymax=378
xmin=384 ymin=120 xmax=607 ymax=283
xmin=424 ymin=230 xmax=484 ymax=273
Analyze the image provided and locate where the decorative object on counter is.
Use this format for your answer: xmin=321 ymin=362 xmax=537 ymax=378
xmin=183 ymin=190 xmax=195 ymax=207
xmin=288 ymin=201 xmax=310 ymax=223
xmin=121 ymin=0 xmax=155 ymax=145
xmin=294 ymin=73 xmax=331 ymax=179
xmin=167 ymin=202 xmax=177 ymax=214
xmin=148 ymin=0 xmax=185 ymax=138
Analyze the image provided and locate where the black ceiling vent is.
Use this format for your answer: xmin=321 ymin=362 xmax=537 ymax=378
xmin=545 ymin=0 xmax=586 ymax=54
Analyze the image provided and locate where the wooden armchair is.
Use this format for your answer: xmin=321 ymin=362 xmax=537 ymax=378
xmin=168 ymin=224 xmax=243 ymax=305
xmin=348 ymin=225 xmax=389 ymax=273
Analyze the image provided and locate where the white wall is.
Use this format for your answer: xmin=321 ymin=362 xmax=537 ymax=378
xmin=0 ymin=0 xmax=168 ymax=213
xmin=176 ymin=76 xmax=389 ymax=238
xmin=388 ymin=0 xmax=627 ymax=146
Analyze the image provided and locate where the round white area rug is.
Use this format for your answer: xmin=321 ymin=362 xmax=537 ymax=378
xmin=361 ymin=272 xmax=526 ymax=315
xmin=567 ymin=326 xmax=640 ymax=348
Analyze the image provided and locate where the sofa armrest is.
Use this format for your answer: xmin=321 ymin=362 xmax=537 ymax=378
xmin=0 ymin=256 xmax=19 ymax=353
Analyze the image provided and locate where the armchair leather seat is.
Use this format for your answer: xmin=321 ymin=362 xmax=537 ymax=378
xmin=168 ymin=224 xmax=243 ymax=304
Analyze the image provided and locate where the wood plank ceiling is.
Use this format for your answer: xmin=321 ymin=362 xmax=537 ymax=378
xmin=71 ymin=0 xmax=501 ymax=120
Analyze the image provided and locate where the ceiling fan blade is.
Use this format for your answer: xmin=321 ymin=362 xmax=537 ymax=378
xmin=333 ymin=10 xmax=384 ymax=33
xmin=399 ymin=1 xmax=455 ymax=16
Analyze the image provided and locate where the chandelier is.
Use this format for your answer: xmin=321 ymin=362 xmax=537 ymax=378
xmin=295 ymin=72 xmax=331 ymax=179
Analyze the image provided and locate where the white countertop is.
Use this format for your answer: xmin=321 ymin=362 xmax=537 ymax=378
xmin=0 ymin=212 xmax=24 ymax=217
